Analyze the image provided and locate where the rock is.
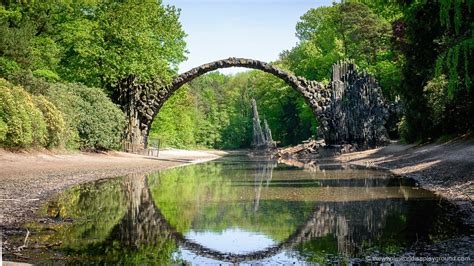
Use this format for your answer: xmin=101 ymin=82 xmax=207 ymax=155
xmin=322 ymin=61 xmax=389 ymax=148
xmin=251 ymin=99 xmax=276 ymax=150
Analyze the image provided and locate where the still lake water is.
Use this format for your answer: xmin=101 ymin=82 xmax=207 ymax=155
xmin=24 ymin=154 xmax=469 ymax=264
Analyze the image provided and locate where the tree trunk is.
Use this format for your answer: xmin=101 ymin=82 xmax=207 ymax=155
xmin=118 ymin=76 xmax=147 ymax=152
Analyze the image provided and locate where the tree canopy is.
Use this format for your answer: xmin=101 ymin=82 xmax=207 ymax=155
xmin=1 ymin=0 xmax=186 ymax=89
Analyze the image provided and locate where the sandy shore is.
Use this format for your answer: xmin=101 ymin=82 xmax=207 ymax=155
xmin=0 ymin=149 xmax=224 ymax=227
xmin=335 ymin=139 xmax=474 ymax=224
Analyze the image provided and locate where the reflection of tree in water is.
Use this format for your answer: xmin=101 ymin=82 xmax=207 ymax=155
xmin=42 ymin=175 xmax=178 ymax=264
xmin=39 ymin=162 xmax=467 ymax=264
xmin=100 ymin=174 xmax=456 ymax=263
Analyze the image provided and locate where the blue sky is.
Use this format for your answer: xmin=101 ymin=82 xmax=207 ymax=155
xmin=163 ymin=0 xmax=334 ymax=74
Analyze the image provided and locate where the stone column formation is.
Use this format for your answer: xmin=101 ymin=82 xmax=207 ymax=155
xmin=323 ymin=61 xmax=390 ymax=147
xmin=131 ymin=58 xmax=389 ymax=149
xmin=251 ymin=98 xmax=276 ymax=149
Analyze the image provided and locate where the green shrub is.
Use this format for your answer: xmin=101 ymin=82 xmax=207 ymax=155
xmin=33 ymin=95 xmax=65 ymax=148
xmin=41 ymin=83 xmax=80 ymax=149
xmin=12 ymin=86 xmax=48 ymax=147
xmin=0 ymin=83 xmax=8 ymax=142
xmin=397 ymin=116 xmax=410 ymax=143
xmin=47 ymin=83 xmax=125 ymax=150
xmin=0 ymin=120 xmax=7 ymax=142
xmin=0 ymin=56 xmax=20 ymax=77
xmin=1 ymin=77 xmax=125 ymax=150
xmin=0 ymin=78 xmax=48 ymax=148
xmin=0 ymin=80 xmax=28 ymax=146
xmin=423 ymin=75 xmax=448 ymax=127
xmin=72 ymin=85 xmax=125 ymax=150
xmin=32 ymin=69 xmax=60 ymax=82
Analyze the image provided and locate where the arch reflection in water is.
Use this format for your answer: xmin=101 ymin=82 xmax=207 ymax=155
xmin=31 ymin=155 xmax=467 ymax=264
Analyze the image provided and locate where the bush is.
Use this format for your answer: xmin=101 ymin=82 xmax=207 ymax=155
xmin=1 ymin=77 xmax=125 ymax=150
xmin=0 ymin=78 xmax=48 ymax=148
xmin=33 ymin=95 xmax=65 ymax=148
xmin=32 ymin=69 xmax=60 ymax=82
xmin=0 ymin=56 xmax=20 ymax=77
xmin=0 ymin=119 xmax=6 ymax=142
xmin=423 ymin=75 xmax=448 ymax=128
xmin=40 ymin=83 xmax=79 ymax=149
xmin=47 ymin=83 xmax=125 ymax=150
xmin=397 ymin=116 xmax=409 ymax=143
xmin=0 ymin=79 xmax=31 ymax=147
xmin=12 ymin=85 xmax=48 ymax=147
xmin=74 ymin=85 xmax=125 ymax=150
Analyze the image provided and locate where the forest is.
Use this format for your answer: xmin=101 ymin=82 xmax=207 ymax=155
xmin=1 ymin=0 xmax=473 ymax=150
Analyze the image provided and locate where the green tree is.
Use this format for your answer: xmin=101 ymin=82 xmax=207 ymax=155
xmin=395 ymin=0 xmax=474 ymax=141
xmin=149 ymin=85 xmax=199 ymax=148
xmin=282 ymin=2 xmax=398 ymax=99
xmin=249 ymin=70 xmax=317 ymax=146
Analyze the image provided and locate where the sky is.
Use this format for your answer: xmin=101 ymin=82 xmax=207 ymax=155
xmin=162 ymin=0 xmax=334 ymax=74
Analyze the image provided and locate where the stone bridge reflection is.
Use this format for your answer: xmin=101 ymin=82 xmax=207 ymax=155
xmin=105 ymin=163 xmax=419 ymax=263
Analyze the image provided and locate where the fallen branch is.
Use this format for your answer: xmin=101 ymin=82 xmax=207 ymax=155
xmin=16 ymin=229 xmax=30 ymax=251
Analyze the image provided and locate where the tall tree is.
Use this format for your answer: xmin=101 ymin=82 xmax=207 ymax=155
xmin=395 ymin=0 xmax=474 ymax=141
xmin=282 ymin=2 xmax=398 ymax=99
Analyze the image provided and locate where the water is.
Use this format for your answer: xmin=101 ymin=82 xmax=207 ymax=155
xmin=18 ymin=154 xmax=470 ymax=264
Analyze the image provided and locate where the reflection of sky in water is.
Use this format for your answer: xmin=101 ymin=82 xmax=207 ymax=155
xmin=176 ymin=249 xmax=302 ymax=265
xmin=185 ymin=228 xmax=276 ymax=254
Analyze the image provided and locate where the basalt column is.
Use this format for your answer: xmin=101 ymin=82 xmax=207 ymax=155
xmin=322 ymin=61 xmax=389 ymax=147
xmin=251 ymin=98 xmax=276 ymax=150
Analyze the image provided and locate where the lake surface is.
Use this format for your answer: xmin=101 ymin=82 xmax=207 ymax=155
xmin=21 ymin=154 xmax=470 ymax=264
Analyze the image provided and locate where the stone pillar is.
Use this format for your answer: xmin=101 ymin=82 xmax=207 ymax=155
xmin=251 ymin=99 xmax=266 ymax=147
xmin=323 ymin=61 xmax=389 ymax=147
xmin=251 ymin=99 xmax=276 ymax=149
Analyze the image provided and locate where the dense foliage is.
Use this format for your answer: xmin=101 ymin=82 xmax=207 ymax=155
xmin=0 ymin=79 xmax=50 ymax=148
xmin=395 ymin=0 xmax=474 ymax=141
xmin=46 ymin=82 xmax=125 ymax=150
xmin=0 ymin=0 xmax=185 ymax=88
xmin=0 ymin=78 xmax=124 ymax=150
xmin=0 ymin=0 xmax=185 ymax=150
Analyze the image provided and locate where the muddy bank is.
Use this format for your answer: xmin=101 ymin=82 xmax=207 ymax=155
xmin=334 ymin=139 xmax=474 ymax=224
xmin=0 ymin=149 xmax=224 ymax=228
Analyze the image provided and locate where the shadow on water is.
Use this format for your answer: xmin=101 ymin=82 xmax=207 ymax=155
xmin=10 ymin=154 xmax=472 ymax=264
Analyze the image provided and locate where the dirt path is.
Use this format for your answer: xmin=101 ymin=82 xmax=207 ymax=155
xmin=335 ymin=139 xmax=474 ymax=224
xmin=0 ymin=149 xmax=224 ymax=228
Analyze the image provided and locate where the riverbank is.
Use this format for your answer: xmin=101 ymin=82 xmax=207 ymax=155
xmin=334 ymin=138 xmax=474 ymax=224
xmin=0 ymin=149 xmax=224 ymax=228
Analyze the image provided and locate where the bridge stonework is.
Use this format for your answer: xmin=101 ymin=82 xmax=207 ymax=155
xmin=129 ymin=58 xmax=388 ymax=150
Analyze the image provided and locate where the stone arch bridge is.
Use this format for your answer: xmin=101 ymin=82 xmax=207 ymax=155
xmin=124 ymin=57 xmax=388 ymax=150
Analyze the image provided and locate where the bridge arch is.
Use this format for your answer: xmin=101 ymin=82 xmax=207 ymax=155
xmin=131 ymin=57 xmax=330 ymax=148
xmin=127 ymin=58 xmax=389 ymax=150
